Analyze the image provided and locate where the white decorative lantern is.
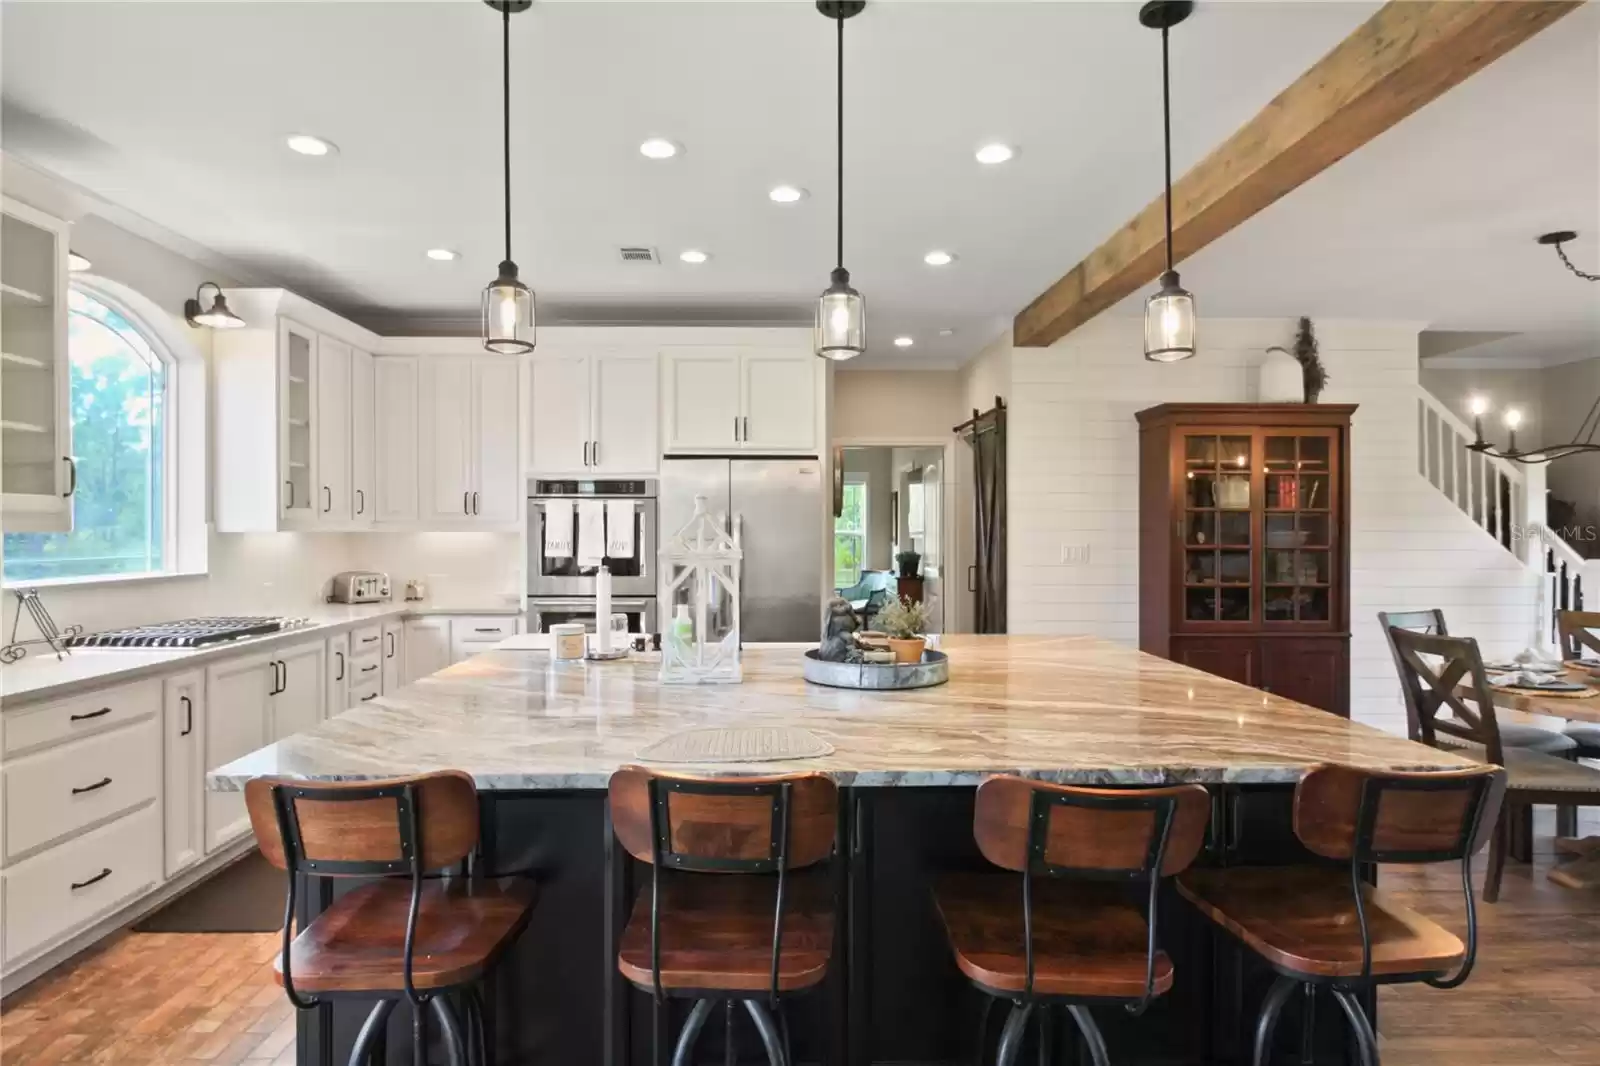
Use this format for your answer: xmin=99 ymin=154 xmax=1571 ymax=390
xmin=660 ymin=495 xmax=742 ymax=684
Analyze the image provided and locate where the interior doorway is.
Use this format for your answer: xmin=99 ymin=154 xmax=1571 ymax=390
xmin=835 ymin=445 xmax=948 ymax=633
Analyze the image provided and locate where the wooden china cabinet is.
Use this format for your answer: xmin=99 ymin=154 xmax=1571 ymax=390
xmin=1136 ymin=403 xmax=1356 ymax=716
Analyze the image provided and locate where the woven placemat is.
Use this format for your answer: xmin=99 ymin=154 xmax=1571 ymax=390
xmin=1492 ymin=683 xmax=1600 ymax=699
xmin=637 ymin=726 xmax=834 ymax=764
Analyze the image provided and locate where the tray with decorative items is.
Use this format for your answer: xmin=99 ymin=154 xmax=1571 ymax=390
xmin=803 ymin=596 xmax=949 ymax=690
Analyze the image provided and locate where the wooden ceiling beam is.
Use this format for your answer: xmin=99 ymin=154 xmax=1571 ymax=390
xmin=1012 ymin=0 xmax=1582 ymax=349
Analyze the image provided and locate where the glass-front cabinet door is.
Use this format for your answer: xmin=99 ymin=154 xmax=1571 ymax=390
xmin=1262 ymin=431 xmax=1336 ymax=625
xmin=1182 ymin=431 xmax=1254 ymax=624
xmin=277 ymin=319 xmax=317 ymax=525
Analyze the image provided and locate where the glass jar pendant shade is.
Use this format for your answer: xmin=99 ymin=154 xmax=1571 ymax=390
xmin=483 ymin=259 xmax=535 ymax=355
xmin=815 ymin=267 xmax=865 ymax=361
xmin=481 ymin=0 xmax=536 ymax=355
xmin=1144 ymin=270 xmax=1195 ymax=363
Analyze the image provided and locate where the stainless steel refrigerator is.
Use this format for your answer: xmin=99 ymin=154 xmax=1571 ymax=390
xmin=659 ymin=457 xmax=824 ymax=643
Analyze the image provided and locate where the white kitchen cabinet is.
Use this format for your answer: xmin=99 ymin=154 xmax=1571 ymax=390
xmin=528 ymin=352 xmax=658 ymax=475
xmin=315 ymin=335 xmax=352 ymax=524
xmin=277 ymin=319 xmax=319 ymax=528
xmin=327 ymin=631 xmax=350 ymax=713
xmin=449 ymin=615 xmax=517 ymax=664
xmin=662 ymin=350 xmax=818 ymax=453
xmin=161 ymin=671 xmax=205 ymax=879
xmin=272 ymin=640 xmax=326 ymax=740
xmin=203 ymin=654 xmax=272 ymax=853
xmin=350 ymin=348 xmax=375 ymax=527
xmin=382 ymin=617 xmax=406 ymax=694
xmin=0 ymin=197 xmax=72 ymax=533
xmin=403 ymin=618 xmax=451 ymax=683
xmin=374 ymin=355 xmax=419 ymax=523
xmin=419 ymin=356 xmax=521 ymax=526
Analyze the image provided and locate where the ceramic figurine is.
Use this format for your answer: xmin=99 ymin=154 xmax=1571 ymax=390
xmin=819 ymin=597 xmax=865 ymax=663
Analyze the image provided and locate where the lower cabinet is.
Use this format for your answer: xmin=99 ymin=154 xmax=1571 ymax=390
xmin=327 ymin=631 xmax=350 ymax=714
xmin=382 ymin=620 xmax=404 ymax=693
xmin=272 ymin=640 xmax=327 ymax=740
xmin=162 ymin=671 xmax=206 ymax=879
xmin=1169 ymin=636 xmax=1348 ymax=716
xmin=403 ymin=618 xmax=451 ymax=684
xmin=203 ymin=654 xmax=272 ymax=854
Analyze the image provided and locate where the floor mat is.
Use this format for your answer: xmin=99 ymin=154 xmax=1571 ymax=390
xmin=133 ymin=851 xmax=285 ymax=934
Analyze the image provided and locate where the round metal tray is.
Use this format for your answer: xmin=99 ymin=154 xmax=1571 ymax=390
xmin=802 ymin=648 xmax=949 ymax=690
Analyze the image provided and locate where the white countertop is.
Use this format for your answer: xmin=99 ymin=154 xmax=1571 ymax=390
xmin=1 ymin=602 xmax=523 ymax=706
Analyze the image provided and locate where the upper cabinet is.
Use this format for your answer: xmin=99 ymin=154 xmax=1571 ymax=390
xmin=374 ymin=356 xmax=419 ymax=523
xmin=528 ymin=351 xmax=658 ymax=475
xmin=416 ymin=355 xmax=521 ymax=528
xmin=1 ymin=198 xmax=72 ymax=532
xmin=350 ymin=347 xmax=375 ymax=527
xmin=663 ymin=350 xmax=819 ymax=454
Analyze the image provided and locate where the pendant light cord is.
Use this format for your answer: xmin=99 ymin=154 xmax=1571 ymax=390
xmin=1161 ymin=24 xmax=1173 ymax=274
xmin=836 ymin=13 xmax=844 ymax=272
xmin=502 ymin=3 xmax=513 ymax=264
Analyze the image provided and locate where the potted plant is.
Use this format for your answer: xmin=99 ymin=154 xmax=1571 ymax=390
xmin=1293 ymin=316 xmax=1328 ymax=403
xmin=876 ymin=595 xmax=932 ymax=664
xmin=895 ymin=549 xmax=921 ymax=579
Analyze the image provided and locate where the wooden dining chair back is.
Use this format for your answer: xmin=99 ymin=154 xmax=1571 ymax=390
xmin=1378 ymin=610 xmax=1448 ymax=743
xmin=1384 ymin=627 xmax=1508 ymax=767
xmin=1295 ymin=764 xmax=1506 ymax=984
xmin=971 ymin=776 xmax=1209 ymax=1008
xmin=1556 ymin=609 xmax=1600 ymax=661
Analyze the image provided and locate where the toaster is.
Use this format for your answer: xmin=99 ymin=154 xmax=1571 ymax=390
xmin=327 ymin=570 xmax=391 ymax=604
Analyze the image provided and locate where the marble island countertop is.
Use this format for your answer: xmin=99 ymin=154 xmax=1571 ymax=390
xmin=209 ymin=635 xmax=1473 ymax=790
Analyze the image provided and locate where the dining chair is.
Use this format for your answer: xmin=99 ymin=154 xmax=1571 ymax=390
xmin=608 ymin=766 xmax=839 ymax=1066
xmin=245 ymin=770 xmax=538 ymax=1066
xmin=1554 ymin=610 xmax=1600 ymax=758
xmin=1178 ymin=763 xmax=1507 ymax=1066
xmin=1385 ymin=627 xmax=1600 ymax=901
xmin=931 ymin=775 xmax=1211 ymax=1066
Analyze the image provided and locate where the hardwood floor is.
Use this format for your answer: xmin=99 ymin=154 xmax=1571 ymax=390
xmin=1 ymin=815 xmax=1595 ymax=1065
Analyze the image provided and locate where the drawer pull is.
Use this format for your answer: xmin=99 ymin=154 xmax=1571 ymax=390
xmin=71 ymin=867 xmax=113 ymax=891
xmin=359 ymin=693 xmax=378 ymax=702
xmin=70 ymin=707 xmax=113 ymax=723
xmin=361 ymin=636 xmax=379 ymax=645
xmin=473 ymin=627 xmax=501 ymax=633
xmin=360 ymin=664 xmax=377 ymax=674
xmin=72 ymin=776 xmax=113 ymax=795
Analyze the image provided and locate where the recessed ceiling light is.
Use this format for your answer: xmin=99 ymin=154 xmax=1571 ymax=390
xmin=975 ymin=143 xmax=1015 ymax=165
xmin=639 ymin=138 xmax=680 ymax=160
xmin=769 ymin=185 xmax=808 ymax=204
xmin=285 ymin=134 xmax=337 ymax=157
xmin=938 ymin=328 xmax=955 ymax=337
xmin=924 ymin=250 xmax=956 ymax=267
xmin=893 ymin=336 xmax=914 ymax=348
xmin=426 ymin=248 xmax=459 ymax=262
xmin=679 ymin=249 xmax=710 ymax=264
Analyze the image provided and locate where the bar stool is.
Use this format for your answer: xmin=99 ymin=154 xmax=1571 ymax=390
xmin=931 ymin=775 xmax=1211 ymax=1066
xmin=608 ymin=766 xmax=838 ymax=1066
xmin=1177 ymin=763 xmax=1506 ymax=1066
xmin=245 ymin=771 xmax=538 ymax=1066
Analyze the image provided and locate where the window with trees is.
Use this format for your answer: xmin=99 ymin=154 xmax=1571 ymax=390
xmin=3 ymin=289 xmax=171 ymax=582
xmin=834 ymin=479 xmax=867 ymax=589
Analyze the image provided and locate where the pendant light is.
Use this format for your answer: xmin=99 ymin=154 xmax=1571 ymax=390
xmin=814 ymin=1 xmax=866 ymax=362
xmin=482 ymin=0 xmax=536 ymax=355
xmin=1141 ymin=0 xmax=1196 ymax=363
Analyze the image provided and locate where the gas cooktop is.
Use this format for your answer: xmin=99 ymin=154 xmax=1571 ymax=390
xmin=65 ymin=616 xmax=305 ymax=650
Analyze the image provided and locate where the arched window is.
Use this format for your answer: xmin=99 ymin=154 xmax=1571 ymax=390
xmin=3 ymin=289 xmax=174 ymax=581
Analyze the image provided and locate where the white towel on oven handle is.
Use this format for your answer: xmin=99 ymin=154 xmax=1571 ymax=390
xmin=606 ymin=499 xmax=636 ymax=559
xmin=577 ymin=500 xmax=606 ymax=568
xmin=542 ymin=500 xmax=573 ymax=558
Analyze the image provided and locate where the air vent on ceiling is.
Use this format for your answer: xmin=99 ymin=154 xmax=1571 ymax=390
xmin=618 ymin=246 xmax=660 ymax=264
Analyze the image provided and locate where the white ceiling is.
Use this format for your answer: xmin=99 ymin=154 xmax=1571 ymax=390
xmin=2 ymin=0 xmax=1386 ymax=368
xmin=3 ymin=2 xmax=1593 ymax=369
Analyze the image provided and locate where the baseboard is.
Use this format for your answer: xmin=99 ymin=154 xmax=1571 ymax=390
xmin=1 ymin=837 xmax=258 ymax=1000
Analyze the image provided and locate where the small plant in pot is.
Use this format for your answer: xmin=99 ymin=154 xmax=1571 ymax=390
xmin=895 ymin=549 xmax=921 ymax=579
xmin=876 ymin=595 xmax=932 ymax=664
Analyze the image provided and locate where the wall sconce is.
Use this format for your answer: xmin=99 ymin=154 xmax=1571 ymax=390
xmin=67 ymin=251 xmax=91 ymax=272
xmin=184 ymin=282 xmax=245 ymax=329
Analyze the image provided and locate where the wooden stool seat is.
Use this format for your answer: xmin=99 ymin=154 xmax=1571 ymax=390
xmin=1178 ymin=866 xmax=1463 ymax=980
xmin=932 ymin=873 xmax=1172 ymax=998
xmin=276 ymin=876 xmax=537 ymax=994
xmin=618 ymin=870 xmax=834 ymax=993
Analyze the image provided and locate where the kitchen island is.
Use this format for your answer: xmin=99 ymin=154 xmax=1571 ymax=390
xmin=212 ymin=635 xmax=1472 ymax=1066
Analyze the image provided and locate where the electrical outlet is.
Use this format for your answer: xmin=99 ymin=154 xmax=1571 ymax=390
xmin=1061 ymin=544 xmax=1091 ymax=565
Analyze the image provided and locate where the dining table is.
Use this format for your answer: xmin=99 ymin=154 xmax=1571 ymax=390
xmin=1459 ymin=660 xmax=1600 ymax=890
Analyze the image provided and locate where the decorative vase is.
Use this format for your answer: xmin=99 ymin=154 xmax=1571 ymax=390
xmin=887 ymin=636 xmax=926 ymax=664
xmin=896 ymin=551 xmax=921 ymax=579
xmin=1258 ymin=346 xmax=1303 ymax=403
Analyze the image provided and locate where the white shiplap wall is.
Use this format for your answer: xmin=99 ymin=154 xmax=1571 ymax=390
xmin=1003 ymin=316 xmax=1541 ymax=735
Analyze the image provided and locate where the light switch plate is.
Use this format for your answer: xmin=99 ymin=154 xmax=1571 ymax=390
xmin=1061 ymin=544 xmax=1091 ymax=565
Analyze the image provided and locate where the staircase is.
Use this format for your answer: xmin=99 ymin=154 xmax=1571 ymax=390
xmin=1416 ymin=387 xmax=1598 ymax=650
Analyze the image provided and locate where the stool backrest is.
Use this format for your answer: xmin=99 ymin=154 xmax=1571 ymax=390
xmin=1383 ymin=626 xmax=1507 ymax=766
xmin=243 ymin=771 xmax=481 ymax=1009
xmin=972 ymin=775 xmax=1209 ymax=1010
xmin=1295 ymin=763 xmax=1505 ymax=986
xmin=1557 ymin=609 xmax=1600 ymax=661
xmin=1377 ymin=610 xmax=1448 ymax=742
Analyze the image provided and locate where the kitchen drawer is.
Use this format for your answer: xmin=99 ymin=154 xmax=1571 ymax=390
xmin=349 ymin=650 xmax=382 ymax=687
xmin=3 ymin=678 xmax=161 ymax=757
xmin=451 ymin=616 xmax=516 ymax=642
xmin=4 ymin=716 xmax=161 ymax=861
xmin=350 ymin=623 xmax=384 ymax=656
xmin=3 ymin=804 xmax=161 ymax=965
xmin=350 ymin=675 xmax=382 ymax=705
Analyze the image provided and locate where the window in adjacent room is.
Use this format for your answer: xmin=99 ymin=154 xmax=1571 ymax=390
xmin=834 ymin=478 xmax=867 ymax=590
xmin=3 ymin=288 xmax=172 ymax=582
